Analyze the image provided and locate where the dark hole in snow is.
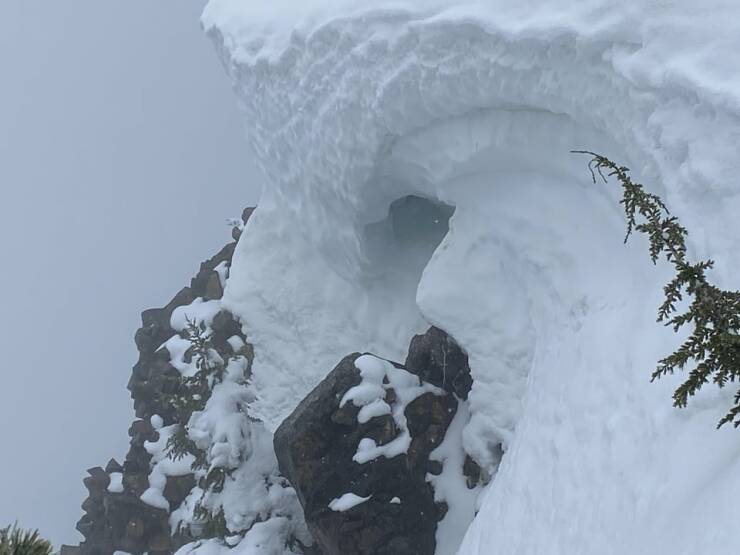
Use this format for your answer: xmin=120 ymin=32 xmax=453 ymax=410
xmin=362 ymin=195 xmax=454 ymax=279
xmin=389 ymin=195 xmax=454 ymax=248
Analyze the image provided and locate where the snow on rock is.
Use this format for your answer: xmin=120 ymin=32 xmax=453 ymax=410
xmin=176 ymin=516 xmax=303 ymax=555
xmin=274 ymin=351 xmax=456 ymax=554
xmin=226 ymin=334 xmax=245 ymax=352
xmin=203 ymin=1 xmax=740 ymax=554
xmin=328 ymin=493 xmax=372 ymax=512
xmin=214 ymin=261 xmax=230 ymax=288
xmin=342 ymin=354 xmax=442 ymax=464
xmin=107 ymin=472 xmax=124 ymax=494
xmin=170 ymin=298 xmax=222 ymax=332
xmin=161 ymin=334 xmax=195 ymax=376
xmin=151 ymin=414 xmax=164 ymax=430
xmin=427 ymin=400 xmax=481 ymax=555
xmin=141 ymin=422 xmax=195 ymax=511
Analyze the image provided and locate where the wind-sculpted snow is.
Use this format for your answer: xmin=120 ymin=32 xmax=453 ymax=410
xmin=203 ymin=1 xmax=740 ymax=554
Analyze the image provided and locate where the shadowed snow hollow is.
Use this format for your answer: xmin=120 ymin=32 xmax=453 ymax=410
xmin=203 ymin=1 xmax=740 ymax=554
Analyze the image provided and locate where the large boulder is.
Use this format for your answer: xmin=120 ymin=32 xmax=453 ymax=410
xmin=274 ymin=352 xmax=458 ymax=555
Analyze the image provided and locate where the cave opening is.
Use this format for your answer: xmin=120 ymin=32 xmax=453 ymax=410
xmin=362 ymin=194 xmax=455 ymax=284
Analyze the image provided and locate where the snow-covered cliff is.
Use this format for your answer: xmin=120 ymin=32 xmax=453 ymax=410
xmin=196 ymin=1 xmax=740 ymax=553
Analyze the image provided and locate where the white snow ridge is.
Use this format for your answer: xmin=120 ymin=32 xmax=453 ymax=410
xmin=198 ymin=1 xmax=740 ymax=554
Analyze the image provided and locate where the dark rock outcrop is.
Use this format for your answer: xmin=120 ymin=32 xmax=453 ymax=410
xmin=406 ymin=326 xmax=473 ymax=399
xmin=127 ymin=239 xmax=238 ymax=423
xmin=75 ymin=460 xmax=175 ymax=555
xmin=275 ymin=332 xmax=466 ymax=555
xmin=67 ymin=209 xmax=256 ymax=555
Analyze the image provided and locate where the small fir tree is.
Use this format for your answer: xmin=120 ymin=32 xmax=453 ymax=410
xmin=164 ymin=318 xmax=231 ymax=536
xmin=574 ymin=151 xmax=740 ymax=427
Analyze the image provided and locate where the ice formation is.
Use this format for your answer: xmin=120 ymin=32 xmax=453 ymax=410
xmin=197 ymin=0 xmax=740 ymax=553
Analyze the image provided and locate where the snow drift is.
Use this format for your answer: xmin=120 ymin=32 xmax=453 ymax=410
xmin=200 ymin=1 xmax=740 ymax=553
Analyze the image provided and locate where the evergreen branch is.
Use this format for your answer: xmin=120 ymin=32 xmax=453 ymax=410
xmin=574 ymin=151 xmax=740 ymax=428
xmin=162 ymin=316 xmax=236 ymax=537
xmin=0 ymin=524 xmax=52 ymax=555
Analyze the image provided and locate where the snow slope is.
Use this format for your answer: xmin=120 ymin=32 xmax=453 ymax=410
xmin=201 ymin=1 xmax=740 ymax=553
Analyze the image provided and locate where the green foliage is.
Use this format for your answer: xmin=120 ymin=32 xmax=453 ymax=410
xmin=164 ymin=318 xmax=223 ymax=469
xmin=163 ymin=317 xmax=233 ymax=538
xmin=574 ymin=151 xmax=740 ymax=428
xmin=0 ymin=524 xmax=53 ymax=555
xmin=192 ymin=506 xmax=229 ymax=540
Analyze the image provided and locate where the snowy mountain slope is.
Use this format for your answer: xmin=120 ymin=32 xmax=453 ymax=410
xmin=201 ymin=1 xmax=740 ymax=553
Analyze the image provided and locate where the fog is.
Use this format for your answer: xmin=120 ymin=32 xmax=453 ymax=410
xmin=0 ymin=0 xmax=257 ymax=547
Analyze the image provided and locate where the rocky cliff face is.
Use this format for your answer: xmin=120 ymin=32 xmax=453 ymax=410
xmin=68 ymin=210 xmax=254 ymax=555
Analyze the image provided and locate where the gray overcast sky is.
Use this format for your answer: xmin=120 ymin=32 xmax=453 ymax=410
xmin=0 ymin=0 xmax=258 ymax=547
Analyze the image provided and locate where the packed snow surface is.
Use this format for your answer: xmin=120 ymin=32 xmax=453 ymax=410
xmin=202 ymin=0 xmax=740 ymax=554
